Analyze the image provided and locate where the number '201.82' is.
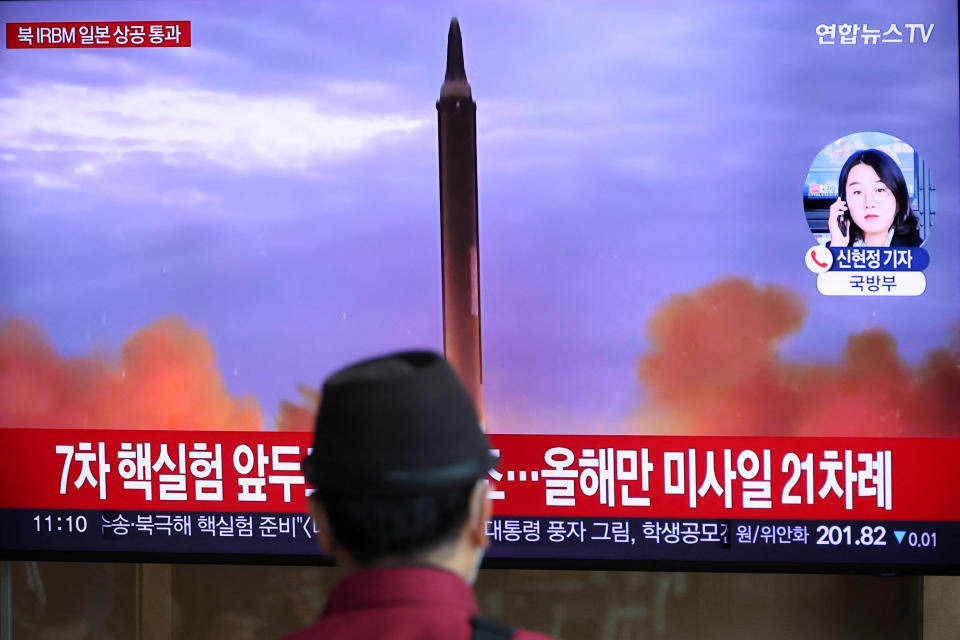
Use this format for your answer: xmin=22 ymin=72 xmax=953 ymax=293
xmin=815 ymin=525 xmax=886 ymax=546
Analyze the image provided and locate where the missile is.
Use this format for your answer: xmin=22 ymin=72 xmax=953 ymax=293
xmin=437 ymin=18 xmax=484 ymax=421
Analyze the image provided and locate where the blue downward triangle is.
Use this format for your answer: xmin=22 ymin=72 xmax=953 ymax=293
xmin=894 ymin=530 xmax=906 ymax=544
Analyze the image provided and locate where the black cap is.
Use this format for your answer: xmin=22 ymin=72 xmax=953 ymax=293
xmin=302 ymin=351 xmax=496 ymax=497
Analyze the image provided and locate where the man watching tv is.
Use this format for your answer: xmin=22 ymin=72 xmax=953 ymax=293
xmin=284 ymin=350 xmax=556 ymax=640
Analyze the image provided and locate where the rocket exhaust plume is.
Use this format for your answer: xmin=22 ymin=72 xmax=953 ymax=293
xmin=438 ymin=17 xmax=484 ymax=420
xmin=636 ymin=278 xmax=960 ymax=437
xmin=0 ymin=313 xmax=262 ymax=430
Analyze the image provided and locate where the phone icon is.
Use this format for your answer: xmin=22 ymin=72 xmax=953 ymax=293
xmin=810 ymin=249 xmax=828 ymax=269
xmin=805 ymin=245 xmax=833 ymax=274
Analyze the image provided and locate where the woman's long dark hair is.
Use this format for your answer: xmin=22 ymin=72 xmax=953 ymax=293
xmin=837 ymin=149 xmax=919 ymax=244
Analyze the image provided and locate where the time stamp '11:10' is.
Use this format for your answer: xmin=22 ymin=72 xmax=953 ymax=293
xmin=34 ymin=514 xmax=88 ymax=533
xmin=815 ymin=525 xmax=937 ymax=548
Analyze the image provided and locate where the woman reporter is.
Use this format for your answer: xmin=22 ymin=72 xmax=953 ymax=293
xmin=827 ymin=149 xmax=922 ymax=247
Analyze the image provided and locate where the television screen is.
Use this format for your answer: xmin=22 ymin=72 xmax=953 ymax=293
xmin=1 ymin=0 xmax=958 ymax=573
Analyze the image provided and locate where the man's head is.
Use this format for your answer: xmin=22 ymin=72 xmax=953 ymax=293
xmin=301 ymin=351 xmax=496 ymax=580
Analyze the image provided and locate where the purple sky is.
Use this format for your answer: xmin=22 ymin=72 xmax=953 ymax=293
xmin=1 ymin=0 xmax=958 ymax=433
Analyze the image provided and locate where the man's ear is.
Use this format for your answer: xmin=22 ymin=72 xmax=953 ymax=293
xmin=308 ymin=496 xmax=337 ymax=558
xmin=466 ymin=480 xmax=492 ymax=550
xmin=309 ymin=497 xmax=358 ymax=570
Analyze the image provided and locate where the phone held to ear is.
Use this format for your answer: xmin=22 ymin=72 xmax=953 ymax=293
xmin=838 ymin=211 xmax=848 ymax=237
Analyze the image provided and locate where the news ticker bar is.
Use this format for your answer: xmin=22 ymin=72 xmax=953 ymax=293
xmin=1 ymin=509 xmax=955 ymax=566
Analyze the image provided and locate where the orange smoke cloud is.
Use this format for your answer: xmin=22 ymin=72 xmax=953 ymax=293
xmin=276 ymin=384 xmax=320 ymax=432
xmin=637 ymin=278 xmax=960 ymax=437
xmin=0 ymin=314 xmax=262 ymax=430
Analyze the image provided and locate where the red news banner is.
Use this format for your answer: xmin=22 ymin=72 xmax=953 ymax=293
xmin=5 ymin=21 xmax=191 ymax=48
xmin=1 ymin=429 xmax=958 ymax=521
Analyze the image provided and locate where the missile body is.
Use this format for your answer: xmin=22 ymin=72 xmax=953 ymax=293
xmin=437 ymin=18 xmax=483 ymax=420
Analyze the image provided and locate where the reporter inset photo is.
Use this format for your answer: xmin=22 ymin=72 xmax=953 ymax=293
xmin=803 ymin=132 xmax=934 ymax=248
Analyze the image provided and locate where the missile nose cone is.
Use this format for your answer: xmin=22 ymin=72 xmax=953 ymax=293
xmin=445 ymin=18 xmax=466 ymax=81
xmin=441 ymin=17 xmax=472 ymax=98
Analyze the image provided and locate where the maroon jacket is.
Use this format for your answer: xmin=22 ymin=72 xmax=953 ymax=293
xmin=281 ymin=566 xmax=557 ymax=640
